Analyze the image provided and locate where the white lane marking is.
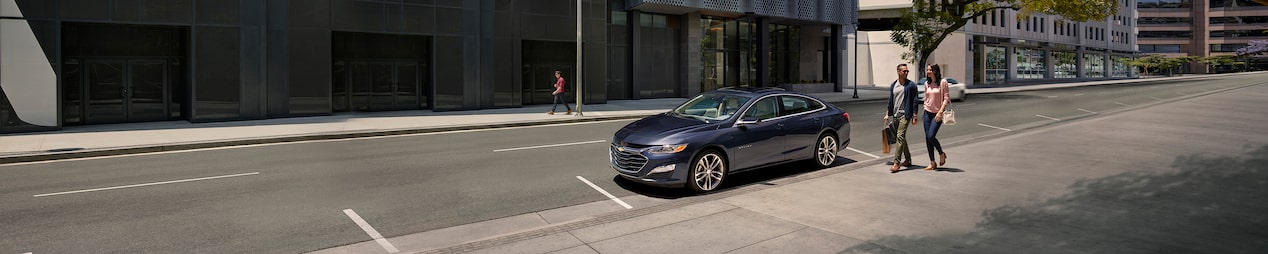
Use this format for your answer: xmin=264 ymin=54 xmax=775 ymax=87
xmin=576 ymin=176 xmax=632 ymax=209
xmin=1077 ymin=108 xmax=1098 ymax=114
xmin=1035 ymin=115 xmax=1061 ymax=121
xmin=1176 ymin=91 xmax=1187 ymax=95
xmin=2 ymin=119 xmax=639 ymax=167
xmin=1114 ymin=102 xmax=1131 ymax=106
xmin=343 ymin=209 xmax=400 ymax=253
xmin=33 ymin=172 xmax=260 ymax=197
xmin=1046 ymin=95 xmax=1059 ymax=98
xmin=977 ymin=123 xmax=1012 ymax=132
xmin=1149 ymin=96 xmax=1164 ymax=100
xmin=957 ymin=103 xmax=977 ymax=106
xmin=846 ymin=147 xmax=881 ymax=159
xmin=1074 ymin=93 xmax=1086 ymax=96
xmin=493 ymin=140 xmax=607 ymax=152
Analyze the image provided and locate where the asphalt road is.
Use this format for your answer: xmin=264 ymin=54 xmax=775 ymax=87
xmin=1 ymin=73 xmax=1264 ymax=253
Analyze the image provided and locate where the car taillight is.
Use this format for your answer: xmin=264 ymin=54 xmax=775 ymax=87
xmin=842 ymin=112 xmax=850 ymax=121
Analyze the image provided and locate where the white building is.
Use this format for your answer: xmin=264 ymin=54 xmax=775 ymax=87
xmin=851 ymin=0 xmax=1138 ymax=88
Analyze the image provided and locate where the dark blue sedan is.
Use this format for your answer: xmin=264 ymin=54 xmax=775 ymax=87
xmin=610 ymin=87 xmax=851 ymax=193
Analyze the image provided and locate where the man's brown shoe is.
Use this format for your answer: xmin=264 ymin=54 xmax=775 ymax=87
xmin=547 ymin=111 xmax=555 ymax=115
xmin=900 ymin=161 xmax=912 ymax=167
xmin=890 ymin=164 xmax=901 ymax=173
xmin=566 ymin=109 xmax=573 ymax=115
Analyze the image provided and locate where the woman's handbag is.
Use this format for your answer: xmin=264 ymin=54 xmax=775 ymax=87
xmin=942 ymin=108 xmax=957 ymax=125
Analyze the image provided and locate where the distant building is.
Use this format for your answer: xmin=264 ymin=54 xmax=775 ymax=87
xmin=1137 ymin=0 xmax=1268 ymax=73
xmin=851 ymin=0 xmax=1138 ymax=89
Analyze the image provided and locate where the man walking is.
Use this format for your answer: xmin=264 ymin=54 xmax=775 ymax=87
xmin=548 ymin=70 xmax=572 ymax=115
xmin=885 ymin=64 xmax=919 ymax=172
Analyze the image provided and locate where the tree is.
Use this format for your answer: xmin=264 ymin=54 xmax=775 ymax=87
xmin=1235 ymin=40 xmax=1267 ymax=57
xmin=1124 ymin=55 xmax=1166 ymax=76
xmin=1159 ymin=56 xmax=1200 ymax=76
xmin=1200 ymin=55 xmax=1241 ymax=73
xmin=891 ymin=0 xmax=1119 ymax=74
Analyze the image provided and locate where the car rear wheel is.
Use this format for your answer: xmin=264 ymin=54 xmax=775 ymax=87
xmin=815 ymin=134 xmax=839 ymax=168
xmin=687 ymin=150 xmax=726 ymax=193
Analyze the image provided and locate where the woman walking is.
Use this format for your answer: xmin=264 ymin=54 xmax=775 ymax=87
xmin=922 ymin=64 xmax=950 ymax=170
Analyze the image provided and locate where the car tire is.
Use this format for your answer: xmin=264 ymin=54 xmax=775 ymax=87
xmin=814 ymin=134 xmax=839 ymax=168
xmin=957 ymin=91 xmax=967 ymax=102
xmin=686 ymin=150 xmax=726 ymax=193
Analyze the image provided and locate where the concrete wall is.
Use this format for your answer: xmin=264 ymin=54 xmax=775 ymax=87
xmin=0 ymin=0 xmax=57 ymax=127
xmin=925 ymin=32 xmax=970 ymax=85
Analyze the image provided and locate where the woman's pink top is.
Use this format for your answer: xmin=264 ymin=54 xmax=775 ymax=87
xmin=924 ymin=79 xmax=950 ymax=113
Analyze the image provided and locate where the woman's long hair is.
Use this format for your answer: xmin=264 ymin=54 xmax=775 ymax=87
xmin=927 ymin=64 xmax=942 ymax=87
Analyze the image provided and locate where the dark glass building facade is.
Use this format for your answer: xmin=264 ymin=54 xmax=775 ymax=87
xmin=0 ymin=0 xmax=854 ymax=133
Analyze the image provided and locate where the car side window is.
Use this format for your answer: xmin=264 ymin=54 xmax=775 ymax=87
xmin=780 ymin=96 xmax=822 ymax=115
xmin=744 ymin=97 xmax=780 ymax=121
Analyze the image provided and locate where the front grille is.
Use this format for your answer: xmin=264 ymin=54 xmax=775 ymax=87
xmin=610 ymin=145 xmax=648 ymax=174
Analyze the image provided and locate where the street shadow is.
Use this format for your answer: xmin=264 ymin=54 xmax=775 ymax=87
xmin=838 ymin=145 xmax=1268 ymax=253
xmin=935 ymin=167 xmax=965 ymax=173
xmin=887 ymin=164 xmax=963 ymax=173
xmin=614 ymin=156 xmax=858 ymax=199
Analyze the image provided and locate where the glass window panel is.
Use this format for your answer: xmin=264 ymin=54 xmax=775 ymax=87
xmin=1053 ymin=52 xmax=1078 ymax=78
xmin=63 ymin=60 xmax=84 ymax=124
xmin=60 ymin=0 xmax=110 ymax=20
xmin=139 ymin=0 xmax=193 ymax=23
xmin=193 ymin=26 xmax=240 ymax=120
xmin=1210 ymin=0 xmax=1268 ymax=8
xmin=196 ymin=0 xmax=239 ymax=25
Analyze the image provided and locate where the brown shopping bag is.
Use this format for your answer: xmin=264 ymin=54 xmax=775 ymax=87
xmin=881 ymin=119 xmax=894 ymax=154
xmin=881 ymin=127 xmax=892 ymax=154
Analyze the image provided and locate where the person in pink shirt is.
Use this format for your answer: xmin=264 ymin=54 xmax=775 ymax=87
xmin=548 ymin=70 xmax=572 ymax=115
xmin=921 ymin=64 xmax=951 ymax=170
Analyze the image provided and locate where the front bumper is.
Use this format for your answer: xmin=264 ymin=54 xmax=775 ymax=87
xmin=610 ymin=144 xmax=691 ymax=187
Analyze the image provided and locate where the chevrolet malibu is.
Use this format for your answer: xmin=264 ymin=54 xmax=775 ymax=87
xmin=610 ymin=87 xmax=851 ymax=193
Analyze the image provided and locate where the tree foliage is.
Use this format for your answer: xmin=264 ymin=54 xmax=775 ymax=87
xmin=891 ymin=0 xmax=1119 ymax=73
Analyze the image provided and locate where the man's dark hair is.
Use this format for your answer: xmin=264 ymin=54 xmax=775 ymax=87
xmin=896 ymin=63 xmax=907 ymax=70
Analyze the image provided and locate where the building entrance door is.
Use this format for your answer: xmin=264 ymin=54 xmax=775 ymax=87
xmin=82 ymin=59 xmax=170 ymax=124
xmin=336 ymin=60 xmax=423 ymax=112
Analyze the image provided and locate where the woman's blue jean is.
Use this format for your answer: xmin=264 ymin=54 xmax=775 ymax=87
xmin=922 ymin=110 xmax=944 ymax=161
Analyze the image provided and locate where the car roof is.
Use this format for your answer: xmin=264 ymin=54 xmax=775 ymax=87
xmin=710 ymin=86 xmax=804 ymax=97
xmin=717 ymin=86 xmax=784 ymax=93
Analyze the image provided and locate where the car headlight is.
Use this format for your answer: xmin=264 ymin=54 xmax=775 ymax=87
xmin=646 ymin=144 xmax=687 ymax=154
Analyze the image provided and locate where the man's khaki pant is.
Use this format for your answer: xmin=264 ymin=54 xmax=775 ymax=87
xmin=892 ymin=116 xmax=912 ymax=164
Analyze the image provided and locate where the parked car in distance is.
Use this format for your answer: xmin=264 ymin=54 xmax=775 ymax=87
xmin=609 ymin=87 xmax=851 ymax=193
xmin=917 ymin=77 xmax=967 ymax=102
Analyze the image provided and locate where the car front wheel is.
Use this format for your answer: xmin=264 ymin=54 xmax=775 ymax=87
xmin=815 ymin=134 xmax=839 ymax=168
xmin=687 ymin=150 xmax=726 ymax=193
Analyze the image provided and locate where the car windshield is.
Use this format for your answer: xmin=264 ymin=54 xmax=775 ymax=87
xmin=671 ymin=93 xmax=752 ymax=121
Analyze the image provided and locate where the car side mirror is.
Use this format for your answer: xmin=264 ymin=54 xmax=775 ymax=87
xmin=737 ymin=117 xmax=761 ymax=126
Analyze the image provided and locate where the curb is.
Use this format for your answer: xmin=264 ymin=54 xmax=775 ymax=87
xmin=968 ymin=71 xmax=1266 ymax=95
xmin=0 ymin=114 xmax=651 ymax=165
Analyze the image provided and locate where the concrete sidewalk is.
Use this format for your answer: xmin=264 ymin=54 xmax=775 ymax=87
xmin=321 ymin=72 xmax=1266 ymax=254
xmin=0 ymin=72 xmax=1258 ymax=164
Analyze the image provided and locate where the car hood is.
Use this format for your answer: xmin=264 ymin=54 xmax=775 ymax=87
xmin=614 ymin=113 xmax=719 ymax=145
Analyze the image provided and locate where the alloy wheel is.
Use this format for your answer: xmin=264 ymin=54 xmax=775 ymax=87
xmin=693 ymin=153 xmax=725 ymax=191
xmin=817 ymin=135 xmax=838 ymax=166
